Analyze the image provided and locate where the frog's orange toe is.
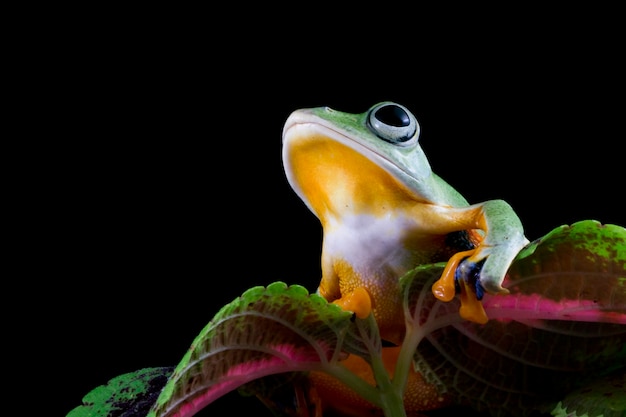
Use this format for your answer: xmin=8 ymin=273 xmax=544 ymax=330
xmin=458 ymin=279 xmax=488 ymax=324
xmin=332 ymin=287 xmax=372 ymax=319
xmin=432 ymin=249 xmax=476 ymax=302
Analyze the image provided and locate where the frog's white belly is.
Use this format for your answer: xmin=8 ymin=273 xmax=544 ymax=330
xmin=320 ymin=211 xmax=443 ymax=344
xmin=323 ymin=212 xmax=422 ymax=281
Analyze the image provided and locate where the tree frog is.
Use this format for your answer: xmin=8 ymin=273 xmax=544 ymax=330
xmin=282 ymin=101 xmax=528 ymax=344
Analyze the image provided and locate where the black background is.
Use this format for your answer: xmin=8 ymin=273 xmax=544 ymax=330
xmin=36 ymin=8 xmax=623 ymax=417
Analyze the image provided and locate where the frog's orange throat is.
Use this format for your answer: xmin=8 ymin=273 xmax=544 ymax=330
xmin=285 ymin=132 xmax=489 ymax=325
xmin=284 ymin=133 xmax=429 ymax=222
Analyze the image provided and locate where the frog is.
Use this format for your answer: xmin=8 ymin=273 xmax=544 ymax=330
xmin=282 ymin=101 xmax=529 ymax=345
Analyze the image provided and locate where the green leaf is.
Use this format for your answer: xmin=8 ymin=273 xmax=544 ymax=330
xmin=66 ymin=367 xmax=173 ymax=417
xmin=149 ymin=282 xmax=361 ymax=417
xmin=398 ymin=220 xmax=626 ymax=416
xmin=508 ymin=220 xmax=626 ymax=320
xmin=551 ymin=371 xmax=625 ymax=417
xmin=67 ymin=221 xmax=626 ymax=417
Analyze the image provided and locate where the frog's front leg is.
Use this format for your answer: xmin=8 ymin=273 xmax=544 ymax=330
xmin=432 ymin=200 xmax=528 ymax=323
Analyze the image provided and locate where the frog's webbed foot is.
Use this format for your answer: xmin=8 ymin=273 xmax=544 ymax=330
xmin=331 ymin=287 xmax=372 ymax=319
xmin=432 ymin=200 xmax=528 ymax=324
xmin=432 ymin=239 xmax=529 ymax=324
xmin=432 ymin=248 xmax=489 ymax=324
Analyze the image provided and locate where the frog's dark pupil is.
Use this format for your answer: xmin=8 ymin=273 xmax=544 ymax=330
xmin=376 ymin=105 xmax=410 ymax=127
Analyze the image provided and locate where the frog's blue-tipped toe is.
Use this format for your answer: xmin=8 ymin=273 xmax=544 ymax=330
xmin=455 ymin=258 xmax=485 ymax=300
xmin=475 ymin=282 xmax=485 ymax=301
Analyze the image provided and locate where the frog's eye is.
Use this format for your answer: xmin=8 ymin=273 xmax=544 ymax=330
xmin=367 ymin=102 xmax=420 ymax=146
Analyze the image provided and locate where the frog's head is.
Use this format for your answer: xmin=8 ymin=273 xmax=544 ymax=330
xmin=282 ymin=102 xmax=441 ymax=220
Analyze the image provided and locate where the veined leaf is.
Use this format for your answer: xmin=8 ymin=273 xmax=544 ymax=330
xmin=399 ymin=220 xmax=626 ymax=417
xmin=148 ymin=282 xmax=362 ymax=417
xmin=66 ymin=367 xmax=173 ymax=417
xmin=68 ymin=221 xmax=625 ymax=417
xmin=552 ymin=371 xmax=625 ymax=417
xmin=487 ymin=220 xmax=626 ymax=324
